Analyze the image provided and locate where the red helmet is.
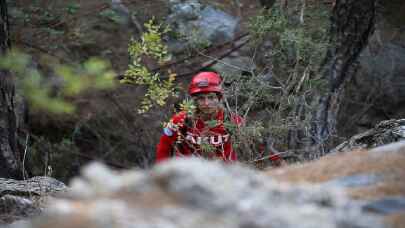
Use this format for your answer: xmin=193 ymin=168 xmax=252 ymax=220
xmin=188 ymin=72 xmax=223 ymax=96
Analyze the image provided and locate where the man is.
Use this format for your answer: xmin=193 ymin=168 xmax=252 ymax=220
xmin=155 ymin=71 xmax=242 ymax=163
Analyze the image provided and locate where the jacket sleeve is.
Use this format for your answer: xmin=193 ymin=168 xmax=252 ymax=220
xmin=155 ymin=134 xmax=177 ymax=164
xmin=155 ymin=111 xmax=188 ymax=164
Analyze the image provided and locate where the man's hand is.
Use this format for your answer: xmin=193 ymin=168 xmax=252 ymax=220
xmin=163 ymin=112 xmax=188 ymax=136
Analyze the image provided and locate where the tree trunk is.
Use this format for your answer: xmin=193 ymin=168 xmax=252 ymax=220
xmin=0 ymin=0 xmax=21 ymax=178
xmin=309 ymin=0 xmax=378 ymax=157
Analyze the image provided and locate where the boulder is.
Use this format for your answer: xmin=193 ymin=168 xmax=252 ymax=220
xmin=9 ymin=159 xmax=383 ymax=228
xmin=333 ymin=119 xmax=405 ymax=152
xmin=166 ymin=0 xmax=239 ymax=52
xmin=211 ymin=56 xmax=256 ymax=77
xmin=0 ymin=176 xmax=67 ymax=224
xmin=338 ymin=0 xmax=405 ymax=137
xmin=0 ymin=176 xmax=67 ymax=197
xmin=0 ymin=195 xmax=39 ymax=224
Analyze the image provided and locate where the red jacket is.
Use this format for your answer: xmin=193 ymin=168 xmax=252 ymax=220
xmin=156 ymin=110 xmax=242 ymax=163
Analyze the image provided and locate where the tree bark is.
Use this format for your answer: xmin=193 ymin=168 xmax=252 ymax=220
xmin=310 ymin=0 xmax=378 ymax=156
xmin=0 ymin=0 xmax=21 ymax=178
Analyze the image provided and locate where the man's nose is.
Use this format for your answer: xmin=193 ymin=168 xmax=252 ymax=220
xmin=202 ymin=97 xmax=209 ymax=105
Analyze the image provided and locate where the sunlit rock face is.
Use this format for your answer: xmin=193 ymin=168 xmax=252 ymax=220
xmin=6 ymin=158 xmax=383 ymax=228
xmin=269 ymin=141 xmax=405 ymax=228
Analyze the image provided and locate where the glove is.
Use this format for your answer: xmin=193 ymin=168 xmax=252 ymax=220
xmin=163 ymin=112 xmax=188 ymax=137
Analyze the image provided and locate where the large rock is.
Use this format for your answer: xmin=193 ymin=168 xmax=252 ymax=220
xmin=8 ymin=159 xmax=383 ymax=228
xmin=166 ymin=0 xmax=239 ymax=52
xmin=333 ymin=119 xmax=405 ymax=152
xmin=0 ymin=176 xmax=67 ymax=197
xmin=338 ymin=0 xmax=405 ymax=137
xmin=0 ymin=176 xmax=67 ymax=224
xmin=211 ymin=55 xmax=256 ymax=77
xmin=0 ymin=195 xmax=40 ymax=224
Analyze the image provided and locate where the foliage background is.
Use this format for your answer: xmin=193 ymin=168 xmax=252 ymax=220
xmin=7 ymin=0 xmax=405 ymax=181
xmin=7 ymin=0 xmax=334 ymax=180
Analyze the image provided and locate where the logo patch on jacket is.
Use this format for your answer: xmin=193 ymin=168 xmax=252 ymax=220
xmin=185 ymin=132 xmax=229 ymax=146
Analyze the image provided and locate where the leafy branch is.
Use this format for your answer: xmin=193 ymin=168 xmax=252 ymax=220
xmin=121 ymin=19 xmax=177 ymax=113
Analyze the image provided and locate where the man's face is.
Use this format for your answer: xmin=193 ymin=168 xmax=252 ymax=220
xmin=193 ymin=92 xmax=221 ymax=114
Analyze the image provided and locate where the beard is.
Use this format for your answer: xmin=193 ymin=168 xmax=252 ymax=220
xmin=197 ymin=105 xmax=219 ymax=119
